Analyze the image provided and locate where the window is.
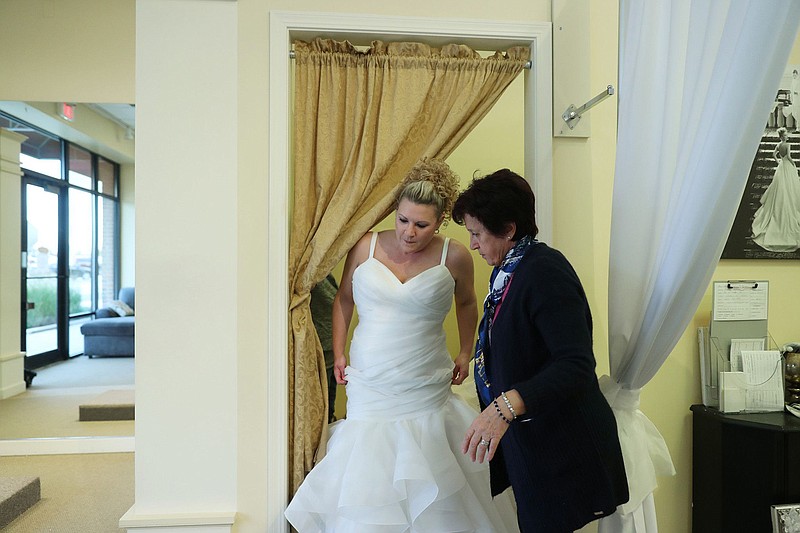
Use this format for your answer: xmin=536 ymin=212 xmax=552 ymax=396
xmin=68 ymin=144 xmax=93 ymax=189
xmin=1 ymin=112 xmax=122 ymax=363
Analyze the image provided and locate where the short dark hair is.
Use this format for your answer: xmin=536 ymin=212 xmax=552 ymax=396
xmin=452 ymin=169 xmax=538 ymax=239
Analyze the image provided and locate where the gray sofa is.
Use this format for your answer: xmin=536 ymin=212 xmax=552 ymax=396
xmin=80 ymin=287 xmax=135 ymax=357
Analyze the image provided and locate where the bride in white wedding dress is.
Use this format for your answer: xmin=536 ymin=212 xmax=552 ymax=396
xmin=285 ymin=159 xmax=519 ymax=533
xmin=751 ymin=127 xmax=800 ymax=252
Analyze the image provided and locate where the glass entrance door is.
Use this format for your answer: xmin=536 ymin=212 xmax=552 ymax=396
xmin=22 ymin=178 xmax=67 ymax=367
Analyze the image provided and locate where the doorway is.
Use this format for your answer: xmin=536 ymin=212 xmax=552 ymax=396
xmin=21 ymin=170 xmax=97 ymax=369
xmin=267 ymin=12 xmax=553 ymax=530
xmin=20 ymin=163 xmax=117 ymax=373
xmin=22 ymin=174 xmax=69 ymax=368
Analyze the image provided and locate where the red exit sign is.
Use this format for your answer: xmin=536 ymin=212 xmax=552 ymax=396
xmin=58 ymin=102 xmax=75 ymax=121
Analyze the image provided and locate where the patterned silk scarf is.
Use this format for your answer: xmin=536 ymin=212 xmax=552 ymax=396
xmin=474 ymin=235 xmax=537 ymax=406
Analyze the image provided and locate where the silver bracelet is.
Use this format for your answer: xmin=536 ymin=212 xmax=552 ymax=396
xmin=500 ymin=391 xmax=517 ymax=420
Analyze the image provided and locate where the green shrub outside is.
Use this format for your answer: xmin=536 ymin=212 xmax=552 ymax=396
xmin=26 ymin=280 xmax=87 ymax=328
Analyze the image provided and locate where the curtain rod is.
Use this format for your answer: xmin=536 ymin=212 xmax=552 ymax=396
xmin=288 ymin=50 xmax=531 ymax=69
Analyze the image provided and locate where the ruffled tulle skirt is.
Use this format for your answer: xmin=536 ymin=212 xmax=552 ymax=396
xmin=285 ymin=392 xmax=519 ymax=533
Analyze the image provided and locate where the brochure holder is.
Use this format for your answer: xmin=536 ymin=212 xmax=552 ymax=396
xmin=700 ymin=281 xmax=780 ymax=412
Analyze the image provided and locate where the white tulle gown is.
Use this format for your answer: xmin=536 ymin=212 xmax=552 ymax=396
xmin=285 ymin=234 xmax=519 ymax=533
xmin=751 ymin=142 xmax=800 ymax=252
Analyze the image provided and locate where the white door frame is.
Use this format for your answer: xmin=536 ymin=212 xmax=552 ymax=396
xmin=267 ymin=11 xmax=552 ymax=532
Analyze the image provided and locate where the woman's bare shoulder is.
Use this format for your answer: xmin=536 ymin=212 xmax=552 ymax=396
xmin=445 ymin=238 xmax=474 ymax=268
xmin=346 ymin=232 xmax=376 ymax=264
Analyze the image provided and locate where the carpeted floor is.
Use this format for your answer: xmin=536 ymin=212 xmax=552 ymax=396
xmin=0 ymin=453 xmax=133 ymax=532
xmin=0 ymin=356 xmax=134 ymax=440
xmin=0 ymin=356 xmax=135 ymax=530
xmin=28 ymin=355 xmax=134 ymax=390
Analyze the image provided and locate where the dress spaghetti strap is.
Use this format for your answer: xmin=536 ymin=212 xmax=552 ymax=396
xmin=369 ymin=232 xmax=379 ymax=259
xmin=440 ymin=237 xmax=451 ymax=265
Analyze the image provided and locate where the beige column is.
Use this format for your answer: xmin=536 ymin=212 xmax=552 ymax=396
xmin=119 ymin=1 xmax=238 ymax=530
xmin=0 ymin=128 xmax=26 ymax=399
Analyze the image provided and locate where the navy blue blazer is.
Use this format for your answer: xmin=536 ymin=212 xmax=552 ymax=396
xmin=484 ymin=243 xmax=629 ymax=532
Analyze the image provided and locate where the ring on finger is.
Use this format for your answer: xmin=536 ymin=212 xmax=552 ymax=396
xmin=479 ymin=439 xmax=490 ymax=447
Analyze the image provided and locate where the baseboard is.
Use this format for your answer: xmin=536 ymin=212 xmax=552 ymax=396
xmin=119 ymin=505 xmax=236 ymax=532
xmin=0 ymin=351 xmax=24 ymax=363
xmin=0 ymin=381 xmax=25 ymax=400
xmin=0 ymin=351 xmax=25 ymax=399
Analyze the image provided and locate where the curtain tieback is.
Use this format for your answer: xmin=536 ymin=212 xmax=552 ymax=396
xmin=598 ymin=374 xmax=676 ymax=515
xmin=598 ymin=374 xmax=641 ymax=411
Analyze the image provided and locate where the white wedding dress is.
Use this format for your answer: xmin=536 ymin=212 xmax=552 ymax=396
xmin=285 ymin=234 xmax=519 ymax=533
xmin=751 ymin=142 xmax=800 ymax=252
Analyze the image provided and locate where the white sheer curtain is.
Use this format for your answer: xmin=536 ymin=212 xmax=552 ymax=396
xmin=599 ymin=2 xmax=800 ymax=532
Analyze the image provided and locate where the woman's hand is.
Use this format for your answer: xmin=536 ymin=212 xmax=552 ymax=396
xmin=462 ymin=403 xmax=510 ymax=463
xmin=334 ymin=354 xmax=348 ymax=385
xmin=451 ymin=352 xmax=471 ymax=385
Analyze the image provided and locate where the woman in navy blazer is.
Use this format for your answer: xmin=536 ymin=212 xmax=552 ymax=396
xmin=453 ymin=169 xmax=628 ymax=532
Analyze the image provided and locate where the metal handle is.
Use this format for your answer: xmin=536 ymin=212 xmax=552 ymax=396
xmin=562 ymin=85 xmax=615 ymax=129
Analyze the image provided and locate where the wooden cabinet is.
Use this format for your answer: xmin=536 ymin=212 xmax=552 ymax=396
xmin=691 ymin=404 xmax=800 ymax=532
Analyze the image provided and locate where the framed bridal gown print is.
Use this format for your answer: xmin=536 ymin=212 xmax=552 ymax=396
xmin=771 ymin=503 xmax=800 ymax=533
xmin=723 ymin=64 xmax=800 ymax=260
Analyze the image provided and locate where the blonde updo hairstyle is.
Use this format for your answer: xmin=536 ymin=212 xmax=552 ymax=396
xmin=395 ymin=158 xmax=460 ymax=225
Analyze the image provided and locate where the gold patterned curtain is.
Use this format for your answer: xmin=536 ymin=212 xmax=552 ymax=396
xmin=289 ymin=37 xmax=529 ymax=493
